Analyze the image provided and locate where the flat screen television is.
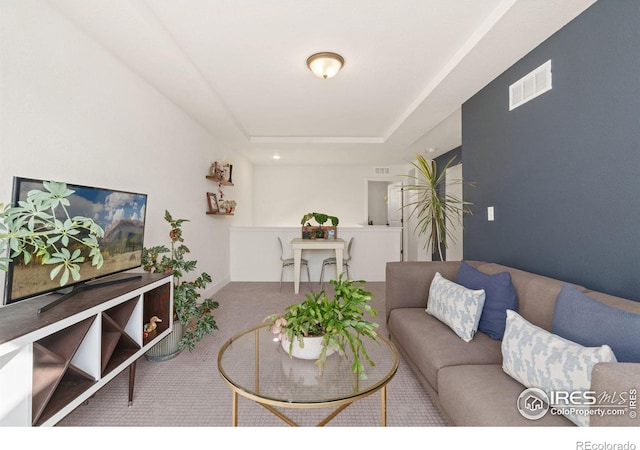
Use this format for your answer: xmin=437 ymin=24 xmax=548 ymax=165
xmin=3 ymin=177 xmax=148 ymax=307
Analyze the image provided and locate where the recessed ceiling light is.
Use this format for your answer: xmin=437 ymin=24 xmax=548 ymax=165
xmin=273 ymin=154 xmax=281 ymax=160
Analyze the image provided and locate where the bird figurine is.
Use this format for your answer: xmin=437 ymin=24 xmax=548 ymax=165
xmin=143 ymin=316 xmax=162 ymax=338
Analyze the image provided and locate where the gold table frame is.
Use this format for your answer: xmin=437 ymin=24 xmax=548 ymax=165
xmin=218 ymin=324 xmax=399 ymax=426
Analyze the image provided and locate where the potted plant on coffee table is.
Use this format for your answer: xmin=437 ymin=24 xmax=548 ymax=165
xmin=264 ymin=274 xmax=378 ymax=379
xmin=142 ymin=210 xmax=219 ymax=360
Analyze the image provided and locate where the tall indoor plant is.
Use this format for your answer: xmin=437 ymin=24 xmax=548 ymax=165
xmin=404 ymin=152 xmax=473 ymax=261
xmin=142 ymin=210 xmax=219 ymax=358
xmin=264 ymin=274 xmax=378 ymax=380
xmin=0 ymin=180 xmax=104 ymax=282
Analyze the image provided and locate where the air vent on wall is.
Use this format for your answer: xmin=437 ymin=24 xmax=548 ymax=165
xmin=374 ymin=167 xmax=390 ymax=175
xmin=509 ymin=60 xmax=552 ymax=111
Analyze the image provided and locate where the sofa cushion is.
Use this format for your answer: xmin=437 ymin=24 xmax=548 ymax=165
xmin=502 ymin=310 xmax=617 ymax=426
xmin=475 ymin=263 xmax=577 ymax=331
xmin=552 ymin=284 xmax=640 ymax=363
xmin=388 ymin=308 xmax=502 ymax=392
xmin=438 ymin=364 xmax=573 ymax=426
xmin=590 ymin=363 xmax=640 ymax=426
xmin=426 ymin=272 xmax=486 ymax=342
xmin=456 ymin=260 xmax=517 ymax=340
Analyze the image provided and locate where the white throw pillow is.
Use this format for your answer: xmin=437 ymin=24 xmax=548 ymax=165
xmin=501 ymin=310 xmax=617 ymax=426
xmin=426 ymin=272 xmax=486 ymax=342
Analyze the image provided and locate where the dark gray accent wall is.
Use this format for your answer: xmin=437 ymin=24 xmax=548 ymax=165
xmin=462 ymin=0 xmax=640 ymax=301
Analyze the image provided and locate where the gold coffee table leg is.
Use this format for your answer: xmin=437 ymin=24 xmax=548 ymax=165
xmin=232 ymin=391 xmax=238 ymax=426
xmin=381 ymin=385 xmax=387 ymax=426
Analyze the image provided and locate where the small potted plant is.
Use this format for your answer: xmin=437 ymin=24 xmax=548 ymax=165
xmin=142 ymin=210 xmax=219 ymax=359
xmin=264 ymin=274 xmax=378 ymax=379
xmin=300 ymin=212 xmax=339 ymax=240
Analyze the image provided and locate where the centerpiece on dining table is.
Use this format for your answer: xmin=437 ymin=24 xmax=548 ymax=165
xmin=300 ymin=212 xmax=339 ymax=239
xmin=264 ymin=274 xmax=379 ymax=380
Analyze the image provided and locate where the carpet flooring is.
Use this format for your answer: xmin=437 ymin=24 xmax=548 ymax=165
xmin=25 ymin=281 xmax=628 ymax=448
xmin=57 ymin=281 xmax=448 ymax=428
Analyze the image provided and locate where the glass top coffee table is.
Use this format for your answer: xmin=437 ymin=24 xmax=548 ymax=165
xmin=218 ymin=324 xmax=399 ymax=426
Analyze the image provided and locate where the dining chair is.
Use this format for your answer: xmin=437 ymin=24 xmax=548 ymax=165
xmin=319 ymin=237 xmax=353 ymax=288
xmin=278 ymin=237 xmax=311 ymax=291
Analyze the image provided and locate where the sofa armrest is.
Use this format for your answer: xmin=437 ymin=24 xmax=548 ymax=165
xmin=385 ymin=261 xmax=463 ymax=323
xmin=590 ymin=362 xmax=640 ymax=426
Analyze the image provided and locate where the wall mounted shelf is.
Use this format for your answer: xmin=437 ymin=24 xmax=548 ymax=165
xmin=205 ymin=175 xmax=233 ymax=186
xmin=206 ymin=170 xmax=236 ymax=215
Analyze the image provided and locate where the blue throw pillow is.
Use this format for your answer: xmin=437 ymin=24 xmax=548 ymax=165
xmin=455 ymin=261 xmax=518 ymax=340
xmin=552 ymin=284 xmax=640 ymax=363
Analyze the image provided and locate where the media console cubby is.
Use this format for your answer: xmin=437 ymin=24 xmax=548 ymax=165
xmin=0 ymin=273 xmax=173 ymax=427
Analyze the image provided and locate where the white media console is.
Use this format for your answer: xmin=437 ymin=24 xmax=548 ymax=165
xmin=0 ymin=272 xmax=173 ymax=426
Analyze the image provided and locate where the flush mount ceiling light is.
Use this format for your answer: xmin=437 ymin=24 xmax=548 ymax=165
xmin=306 ymin=52 xmax=344 ymax=79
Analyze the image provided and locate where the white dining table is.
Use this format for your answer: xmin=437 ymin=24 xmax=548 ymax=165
xmin=290 ymin=238 xmax=346 ymax=294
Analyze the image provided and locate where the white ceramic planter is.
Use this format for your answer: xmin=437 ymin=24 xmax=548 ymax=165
xmin=281 ymin=335 xmax=335 ymax=360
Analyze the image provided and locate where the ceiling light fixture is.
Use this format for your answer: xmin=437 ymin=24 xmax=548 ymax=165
xmin=306 ymin=52 xmax=344 ymax=79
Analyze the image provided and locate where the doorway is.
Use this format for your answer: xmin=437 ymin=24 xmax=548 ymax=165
xmin=367 ymin=180 xmax=390 ymax=225
xmin=366 ymin=179 xmax=405 ymax=261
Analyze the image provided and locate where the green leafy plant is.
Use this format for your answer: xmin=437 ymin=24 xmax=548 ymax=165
xmin=0 ymin=181 xmax=104 ymax=284
xmin=264 ymin=274 xmax=379 ymax=379
xmin=142 ymin=210 xmax=219 ymax=352
xmin=404 ymin=152 xmax=473 ymax=261
xmin=300 ymin=212 xmax=339 ymax=227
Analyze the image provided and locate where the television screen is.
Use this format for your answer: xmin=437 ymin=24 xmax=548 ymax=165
xmin=3 ymin=177 xmax=148 ymax=305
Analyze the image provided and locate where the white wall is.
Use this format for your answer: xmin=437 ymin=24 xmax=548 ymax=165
xmin=230 ymin=227 xmax=402 ymax=283
xmin=0 ymin=1 xmax=435 ymax=302
xmin=252 ymin=164 xmax=409 ymax=227
xmin=0 ymin=0 xmax=253 ymax=298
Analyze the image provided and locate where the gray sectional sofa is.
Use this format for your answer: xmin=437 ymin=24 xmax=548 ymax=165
xmin=385 ymin=260 xmax=640 ymax=426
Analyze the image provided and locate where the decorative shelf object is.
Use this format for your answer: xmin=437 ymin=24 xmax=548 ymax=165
xmin=208 ymin=161 xmax=233 ymax=185
xmin=206 ymin=162 xmax=236 ymax=215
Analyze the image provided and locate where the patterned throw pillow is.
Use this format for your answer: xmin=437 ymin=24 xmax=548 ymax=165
xmin=426 ymin=272 xmax=486 ymax=342
xmin=502 ymin=310 xmax=617 ymax=426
